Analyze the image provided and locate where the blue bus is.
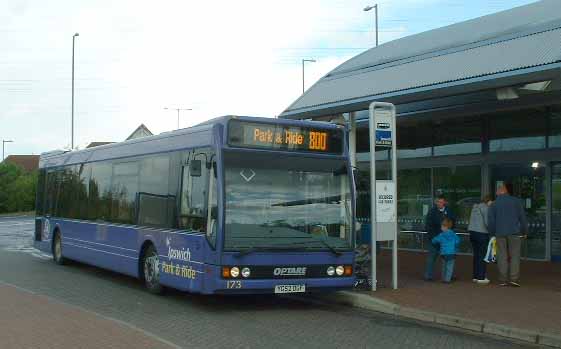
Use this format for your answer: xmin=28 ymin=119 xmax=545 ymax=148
xmin=34 ymin=116 xmax=356 ymax=294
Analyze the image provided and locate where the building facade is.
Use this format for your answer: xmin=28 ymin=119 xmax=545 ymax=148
xmin=280 ymin=0 xmax=561 ymax=261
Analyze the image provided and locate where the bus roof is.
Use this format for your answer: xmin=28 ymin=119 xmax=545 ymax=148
xmin=39 ymin=115 xmax=342 ymax=169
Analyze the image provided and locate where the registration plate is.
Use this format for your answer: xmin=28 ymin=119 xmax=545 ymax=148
xmin=274 ymin=284 xmax=306 ymax=294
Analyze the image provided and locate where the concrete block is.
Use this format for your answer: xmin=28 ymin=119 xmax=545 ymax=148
xmin=538 ymin=332 xmax=561 ymax=348
xmin=435 ymin=314 xmax=483 ymax=332
xmin=397 ymin=307 xmax=436 ymax=323
xmin=483 ymin=323 xmax=538 ymax=344
xmin=342 ymin=292 xmax=399 ymax=315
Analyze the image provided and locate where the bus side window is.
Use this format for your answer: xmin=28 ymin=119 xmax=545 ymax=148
xmin=179 ymin=153 xmax=209 ymax=232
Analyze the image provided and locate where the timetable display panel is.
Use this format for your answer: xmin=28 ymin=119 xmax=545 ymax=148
xmin=227 ymin=120 xmax=343 ymax=154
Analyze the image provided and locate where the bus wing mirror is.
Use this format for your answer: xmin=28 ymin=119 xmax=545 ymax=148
xmin=334 ymin=165 xmax=348 ymax=176
xmin=190 ymin=160 xmax=202 ymax=177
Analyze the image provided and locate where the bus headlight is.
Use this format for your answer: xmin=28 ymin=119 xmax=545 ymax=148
xmin=241 ymin=267 xmax=251 ymax=278
xmin=336 ymin=266 xmax=345 ymax=276
xmin=230 ymin=267 xmax=240 ymax=278
xmin=326 ymin=266 xmax=335 ymax=276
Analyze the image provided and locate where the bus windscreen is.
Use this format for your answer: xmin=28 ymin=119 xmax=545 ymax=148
xmin=227 ymin=120 xmax=343 ymax=154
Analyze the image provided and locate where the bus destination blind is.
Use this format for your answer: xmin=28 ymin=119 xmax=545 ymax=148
xmin=228 ymin=121 xmax=343 ymax=154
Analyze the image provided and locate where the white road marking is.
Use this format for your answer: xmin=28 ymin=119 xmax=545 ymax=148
xmin=0 ymin=223 xmax=34 ymax=227
xmin=0 ymin=218 xmax=49 ymax=260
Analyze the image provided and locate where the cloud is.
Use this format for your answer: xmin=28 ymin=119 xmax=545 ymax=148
xmin=0 ymin=0 xmax=536 ymax=155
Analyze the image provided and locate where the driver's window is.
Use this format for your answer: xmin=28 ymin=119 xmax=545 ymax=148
xmin=179 ymin=151 xmax=210 ymax=232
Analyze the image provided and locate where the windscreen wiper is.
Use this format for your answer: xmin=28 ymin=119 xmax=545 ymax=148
xmin=271 ymin=195 xmax=342 ymax=207
xmin=234 ymin=245 xmax=308 ymax=257
xmin=233 ymin=240 xmax=343 ymax=257
xmin=312 ymin=239 xmax=342 ymax=256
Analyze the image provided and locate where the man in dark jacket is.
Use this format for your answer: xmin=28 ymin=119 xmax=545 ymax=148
xmin=488 ymin=183 xmax=528 ymax=287
xmin=424 ymin=195 xmax=456 ymax=281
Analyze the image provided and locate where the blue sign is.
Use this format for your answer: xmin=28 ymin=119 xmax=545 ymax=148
xmin=375 ymin=130 xmax=392 ymax=147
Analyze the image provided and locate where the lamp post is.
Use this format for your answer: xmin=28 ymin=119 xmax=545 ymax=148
xmin=2 ymin=140 xmax=13 ymax=162
xmin=363 ymin=4 xmax=379 ymax=47
xmin=71 ymin=32 xmax=79 ymax=149
xmin=164 ymin=107 xmax=193 ymax=129
xmin=302 ymin=59 xmax=316 ymax=94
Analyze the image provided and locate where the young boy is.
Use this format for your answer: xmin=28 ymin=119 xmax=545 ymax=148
xmin=431 ymin=217 xmax=460 ymax=283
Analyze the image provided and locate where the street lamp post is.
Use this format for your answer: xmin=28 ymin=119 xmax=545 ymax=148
xmin=164 ymin=107 xmax=193 ymax=129
xmin=2 ymin=140 xmax=13 ymax=162
xmin=71 ymin=32 xmax=79 ymax=149
xmin=363 ymin=4 xmax=379 ymax=47
xmin=302 ymin=59 xmax=316 ymax=94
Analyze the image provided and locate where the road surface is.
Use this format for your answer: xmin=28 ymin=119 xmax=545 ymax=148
xmin=0 ymin=215 xmax=540 ymax=348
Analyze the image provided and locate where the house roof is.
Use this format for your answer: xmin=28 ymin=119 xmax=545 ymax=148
xmin=126 ymin=124 xmax=153 ymax=141
xmin=280 ymin=0 xmax=561 ymax=119
xmin=86 ymin=142 xmax=114 ymax=149
xmin=3 ymin=155 xmax=39 ymax=172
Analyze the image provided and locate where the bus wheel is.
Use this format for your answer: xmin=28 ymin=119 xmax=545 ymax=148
xmin=142 ymin=245 xmax=163 ymax=294
xmin=53 ymin=231 xmax=66 ymax=265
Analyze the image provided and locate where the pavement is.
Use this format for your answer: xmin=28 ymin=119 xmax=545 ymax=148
xmin=0 ymin=215 xmax=545 ymax=348
xmin=317 ymin=250 xmax=561 ymax=347
xmin=0 ymin=283 xmax=174 ymax=349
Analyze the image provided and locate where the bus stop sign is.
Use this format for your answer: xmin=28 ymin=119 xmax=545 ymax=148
xmin=368 ymin=102 xmax=398 ymax=291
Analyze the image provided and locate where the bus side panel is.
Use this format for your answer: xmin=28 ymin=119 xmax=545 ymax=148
xmin=152 ymin=231 xmax=207 ymax=293
xmin=59 ymin=220 xmax=140 ymax=278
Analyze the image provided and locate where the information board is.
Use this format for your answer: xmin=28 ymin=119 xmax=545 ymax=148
xmin=228 ymin=120 xmax=343 ymax=154
xmin=375 ymin=181 xmax=396 ymax=223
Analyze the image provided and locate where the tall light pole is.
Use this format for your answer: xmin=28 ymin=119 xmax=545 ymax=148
xmin=164 ymin=107 xmax=192 ymax=129
xmin=364 ymin=4 xmax=379 ymax=47
xmin=71 ymin=32 xmax=79 ymax=149
xmin=2 ymin=140 xmax=13 ymax=162
xmin=302 ymin=59 xmax=316 ymax=94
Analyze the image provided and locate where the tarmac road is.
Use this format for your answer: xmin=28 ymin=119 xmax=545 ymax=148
xmin=0 ymin=215 xmax=541 ymax=349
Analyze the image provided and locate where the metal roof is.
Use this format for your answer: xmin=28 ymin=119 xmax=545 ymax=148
xmin=281 ymin=0 xmax=561 ymax=119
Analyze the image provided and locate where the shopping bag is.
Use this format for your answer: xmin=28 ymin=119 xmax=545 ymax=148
xmin=484 ymin=237 xmax=496 ymax=263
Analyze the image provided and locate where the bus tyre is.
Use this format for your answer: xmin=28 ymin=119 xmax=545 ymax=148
xmin=53 ymin=232 xmax=66 ymax=265
xmin=142 ymin=245 xmax=163 ymax=294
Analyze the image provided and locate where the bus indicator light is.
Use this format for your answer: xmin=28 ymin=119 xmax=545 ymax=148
xmin=222 ymin=267 xmax=231 ymax=278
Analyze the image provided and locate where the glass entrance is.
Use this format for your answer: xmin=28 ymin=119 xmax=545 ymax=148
xmin=490 ymin=163 xmax=546 ymax=260
xmin=552 ymin=164 xmax=561 ymax=261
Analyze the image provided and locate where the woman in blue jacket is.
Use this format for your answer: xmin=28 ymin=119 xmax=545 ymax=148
xmin=432 ymin=217 xmax=461 ymax=283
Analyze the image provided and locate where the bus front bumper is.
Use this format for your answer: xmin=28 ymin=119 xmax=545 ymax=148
xmin=210 ymin=276 xmax=356 ymax=295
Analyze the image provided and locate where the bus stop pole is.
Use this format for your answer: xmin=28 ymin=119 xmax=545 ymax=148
xmin=348 ymin=112 xmax=357 ymax=230
xmin=368 ymin=106 xmax=377 ymax=291
xmin=390 ymin=105 xmax=398 ymax=290
xmin=348 ymin=112 xmax=357 ymax=174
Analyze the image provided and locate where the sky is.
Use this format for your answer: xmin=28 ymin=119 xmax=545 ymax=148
xmin=0 ymin=0 xmax=538 ymax=156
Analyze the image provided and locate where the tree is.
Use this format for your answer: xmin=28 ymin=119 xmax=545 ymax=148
xmin=0 ymin=162 xmax=38 ymax=214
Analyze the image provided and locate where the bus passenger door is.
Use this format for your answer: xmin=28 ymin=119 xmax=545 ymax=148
xmin=206 ymin=160 xmax=218 ymax=249
xmin=179 ymin=158 xmax=207 ymax=233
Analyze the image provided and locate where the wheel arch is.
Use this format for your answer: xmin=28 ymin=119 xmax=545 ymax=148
xmin=138 ymin=239 xmax=156 ymax=279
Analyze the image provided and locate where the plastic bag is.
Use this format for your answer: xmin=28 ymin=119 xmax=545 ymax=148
xmin=484 ymin=237 xmax=497 ymax=263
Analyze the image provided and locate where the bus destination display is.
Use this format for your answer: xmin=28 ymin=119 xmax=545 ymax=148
xmin=228 ymin=120 xmax=343 ymax=154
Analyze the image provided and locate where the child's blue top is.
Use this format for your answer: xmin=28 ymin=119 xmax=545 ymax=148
xmin=431 ymin=229 xmax=461 ymax=256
